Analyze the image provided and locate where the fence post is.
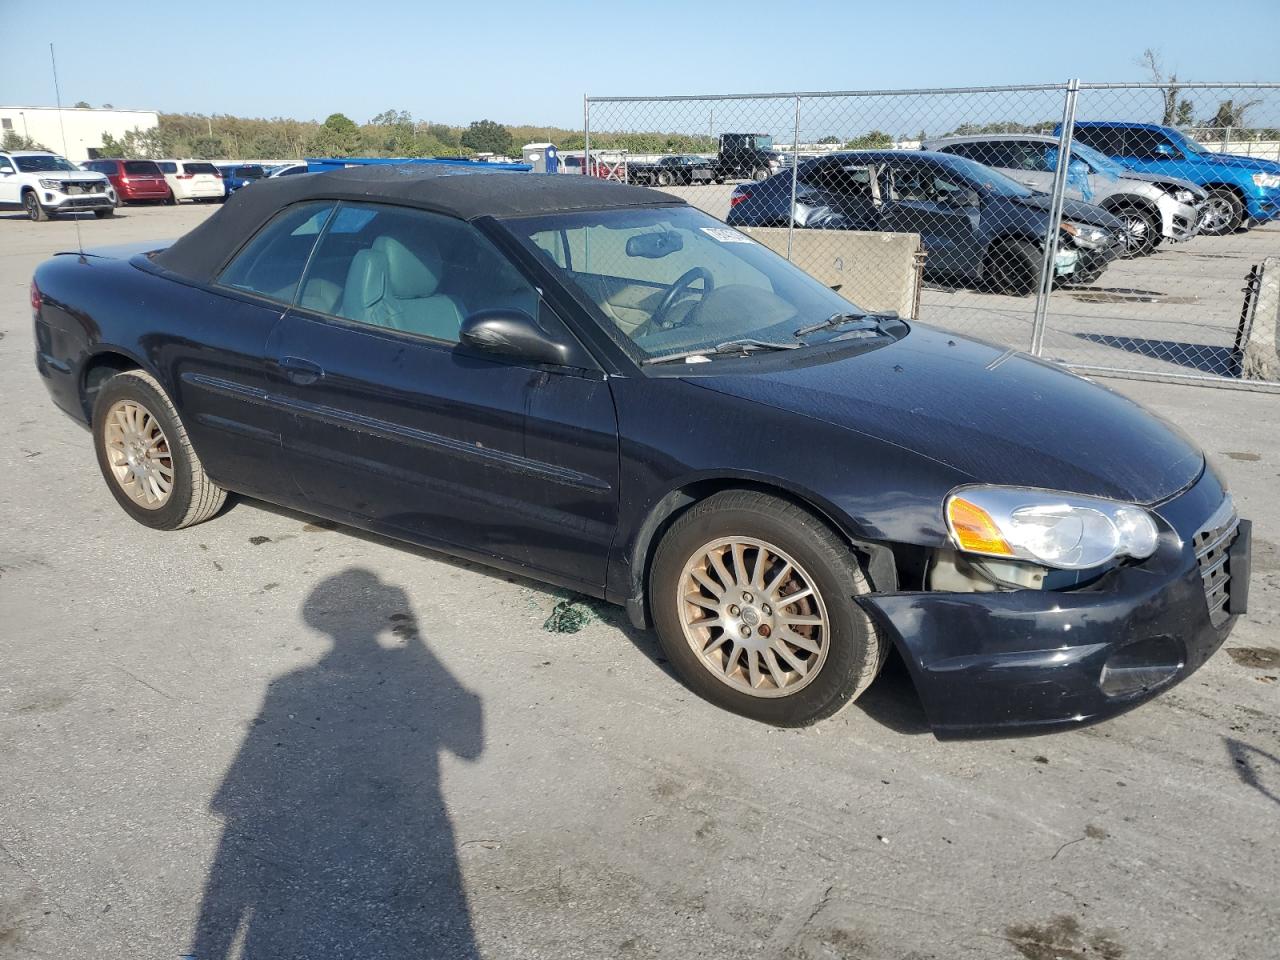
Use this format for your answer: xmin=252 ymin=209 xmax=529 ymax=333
xmin=582 ymin=95 xmax=590 ymax=175
xmin=787 ymin=96 xmax=801 ymax=260
xmin=1030 ymin=79 xmax=1079 ymax=356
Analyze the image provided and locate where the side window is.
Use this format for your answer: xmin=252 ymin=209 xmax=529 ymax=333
xmin=158 ymin=162 xmax=177 ymax=174
xmin=304 ymin=203 xmax=540 ymax=344
xmin=1076 ymin=126 xmax=1125 ymax=155
xmin=217 ymin=201 xmax=336 ymax=303
xmin=1126 ymin=129 xmax=1178 ymax=159
xmin=1006 ymin=142 xmax=1050 ymax=172
xmin=0 ymin=156 xmax=13 ymax=173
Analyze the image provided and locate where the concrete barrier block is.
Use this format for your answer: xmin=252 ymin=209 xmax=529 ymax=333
xmin=1242 ymin=256 xmax=1280 ymax=382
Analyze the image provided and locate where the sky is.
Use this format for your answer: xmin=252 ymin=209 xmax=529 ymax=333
xmin=3 ymin=0 xmax=1278 ymax=130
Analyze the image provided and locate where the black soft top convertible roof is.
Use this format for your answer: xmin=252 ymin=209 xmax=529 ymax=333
xmin=154 ymin=165 xmax=682 ymax=283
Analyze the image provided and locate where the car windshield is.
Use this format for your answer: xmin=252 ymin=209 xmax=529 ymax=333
xmin=505 ymin=205 xmax=907 ymax=363
xmin=14 ymin=154 xmax=78 ymax=173
xmin=1164 ymin=128 xmax=1208 ymax=155
xmin=935 ymin=154 xmax=1034 ymax=197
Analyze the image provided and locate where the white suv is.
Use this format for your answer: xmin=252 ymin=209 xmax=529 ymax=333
xmin=156 ymin=159 xmax=225 ymax=202
xmin=0 ymin=151 xmax=116 ymax=221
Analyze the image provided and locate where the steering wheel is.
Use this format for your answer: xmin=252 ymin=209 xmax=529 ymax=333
xmin=649 ymin=267 xmax=715 ymax=332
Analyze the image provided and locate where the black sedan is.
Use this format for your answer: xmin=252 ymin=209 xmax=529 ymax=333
xmin=32 ymin=165 xmax=1249 ymax=737
xmin=628 ymin=155 xmax=714 ymax=187
xmin=727 ymin=150 xmax=1126 ymax=292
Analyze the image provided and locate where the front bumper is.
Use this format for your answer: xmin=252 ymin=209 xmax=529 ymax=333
xmin=43 ymin=188 xmax=114 ymax=210
xmin=1158 ymin=194 xmax=1203 ymax=242
xmin=860 ymin=469 xmax=1250 ymax=739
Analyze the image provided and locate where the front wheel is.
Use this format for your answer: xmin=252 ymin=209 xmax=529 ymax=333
xmin=984 ymin=238 xmax=1043 ymax=297
xmin=650 ymin=491 xmax=883 ymax=726
xmin=1113 ymin=205 xmax=1160 ymax=258
xmin=656 ymin=170 xmax=674 ymax=187
xmin=1200 ymin=188 xmax=1244 ymax=236
xmin=23 ymin=191 xmax=48 ymax=222
xmin=94 ymin=207 xmax=115 ymax=219
xmin=92 ymin=370 xmax=227 ymax=530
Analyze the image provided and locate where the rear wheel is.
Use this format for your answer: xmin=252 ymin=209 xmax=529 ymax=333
xmin=984 ymin=238 xmax=1043 ymax=297
xmin=23 ymin=191 xmax=48 ymax=222
xmin=656 ymin=170 xmax=674 ymax=187
xmin=1200 ymin=187 xmax=1244 ymax=235
xmin=1113 ymin=204 xmax=1160 ymax=258
xmin=650 ymin=491 xmax=883 ymax=726
xmin=92 ymin=370 xmax=226 ymax=530
xmin=752 ymin=167 xmax=770 ymax=181
xmin=164 ymin=191 xmax=177 ymax=206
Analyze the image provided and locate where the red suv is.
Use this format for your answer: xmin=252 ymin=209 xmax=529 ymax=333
xmin=82 ymin=159 xmax=173 ymax=205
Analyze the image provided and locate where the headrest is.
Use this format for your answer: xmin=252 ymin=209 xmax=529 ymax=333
xmin=341 ymin=248 xmax=388 ymax=318
xmin=374 ymin=235 xmax=442 ymax=299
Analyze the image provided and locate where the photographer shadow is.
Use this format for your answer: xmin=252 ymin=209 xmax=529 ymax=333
xmin=189 ymin=568 xmax=484 ymax=959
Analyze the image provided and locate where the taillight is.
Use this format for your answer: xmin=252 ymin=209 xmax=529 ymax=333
xmin=729 ymin=192 xmax=750 ymax=207
xmin=30 ymin=279 xmax=41 ymax=317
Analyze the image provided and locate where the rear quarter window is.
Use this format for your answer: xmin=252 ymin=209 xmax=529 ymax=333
xmin=158 ymin=162 xmax=178 ymax=174
xmin=184 ymin=162 xmax=219 ymax=175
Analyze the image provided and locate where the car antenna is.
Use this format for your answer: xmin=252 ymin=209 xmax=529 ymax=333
xmin=49 ymin=42 xmax=84 ymax=258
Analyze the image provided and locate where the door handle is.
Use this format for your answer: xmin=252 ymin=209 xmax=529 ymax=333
xmin=278 ymin=356 xmax=324 ymax=386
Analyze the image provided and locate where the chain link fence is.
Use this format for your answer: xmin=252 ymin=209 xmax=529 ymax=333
xmin=583 ymin=82 xmax=1280 ymax=390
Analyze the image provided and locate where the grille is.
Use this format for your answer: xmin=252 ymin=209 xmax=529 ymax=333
xmin=1194 ymin=499 xmax=1239 ymax=628
xmin=61 ymin=181 xmax=105 ymax=195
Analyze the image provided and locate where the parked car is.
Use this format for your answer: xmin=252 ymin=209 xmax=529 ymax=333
xmin=215 ymin=163 xmax=268 ymax=197
xmin=267 ymin=163 xmax=310 ymax=178
xmin=926 ymin=134 xmax=1207 ymax=258
xmin=30 ymin=165 xmax=1249 ymax=737
xmin=0 ymin=151 xmax=116 ymax=221
xmin=156 ymin=159 xmax=225 ymax=203
xmin=81 ymin=158 xmax=172 ymax=205
xmin=627 ymin=155 xmax=714 ymax=186
xmin=1067 ymin=121 xmax=1280 ymax=235
xmin=728 ymin=150 xmax=1124 ymax=292
xmin=711 ymin=132 xmax=783 ymax=183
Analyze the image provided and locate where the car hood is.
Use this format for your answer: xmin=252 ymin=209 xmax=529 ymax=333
xmin=1192 ymin=152 xmax=1280 ymax=174
xmin=1113 ymin=169 xmax=1208 ymax=198
xmin=30 ymin=170 xmax=109 ymax=182
xmin=1007 ymin=192 xmax=1123 ymax=228
xmin=688 ymin=325 xmax=1204 ymax=505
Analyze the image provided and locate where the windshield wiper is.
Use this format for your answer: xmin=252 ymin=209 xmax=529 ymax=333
xmin=643 ymin=338 xmax=801 ymax=366
xmin=794 ymin=310 xmax=899 ymax=338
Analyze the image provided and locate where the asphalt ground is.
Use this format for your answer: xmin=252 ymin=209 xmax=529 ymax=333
xmin=1 ymin=202 xmax=1277 ymax=960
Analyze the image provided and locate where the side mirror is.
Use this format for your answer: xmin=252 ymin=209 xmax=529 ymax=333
xmin=460 ymin=309 xmax=574 ymax=366
xmin=1155 ymin=143 xmax=1177 ymax=157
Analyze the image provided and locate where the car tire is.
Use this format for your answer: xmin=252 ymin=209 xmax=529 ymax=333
xmin=23 ymin=191 xmax=48 ymax=222
xmin=649 ymin=490 xmax=883 ymax=727
xmin=752 ymin=167 xmax=770 ymax=181
xmin=984 ymin=238 xmax=1042 ymax=297
xmin=1200 ymin=187 xmax=1244 ymax=236
xmin=1113 ymin=204 xmax=1160 ymax=258
xmin=94 ymin=207 xmax=115 ymax=219
xmin=164 ymin=191 xmax=177 ymax=206
xmin=92 ymin=369 xmax=227 ymax=531
xmin=656 ymin=170 xmax=673 ymax=187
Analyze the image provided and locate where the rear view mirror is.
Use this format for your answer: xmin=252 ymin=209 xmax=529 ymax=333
xmin=626 ymin=231 xmax=684 ymax=259
xmin=459 ymin=309 xmax=574 ymax=366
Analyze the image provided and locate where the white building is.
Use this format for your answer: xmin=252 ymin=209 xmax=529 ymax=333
xmin=0 ymin=106 xmax=160 ymax=162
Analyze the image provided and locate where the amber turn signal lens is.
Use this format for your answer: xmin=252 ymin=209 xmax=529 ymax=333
xmin=947 ymin=497 xmax=1014 ymax=556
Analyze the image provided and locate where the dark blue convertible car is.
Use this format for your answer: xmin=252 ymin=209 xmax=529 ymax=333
xmin=31 ymin=166 xmax=1249 ymax=737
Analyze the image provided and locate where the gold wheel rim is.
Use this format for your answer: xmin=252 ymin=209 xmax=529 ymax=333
xmin=677 ymin=537 xmax=830 ymax=698
xmin=103 ymin=400 xmax=174 ymax=509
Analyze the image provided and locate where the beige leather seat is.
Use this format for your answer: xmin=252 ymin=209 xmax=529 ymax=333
xmin=339 ymin=235 xmax=463 ymax=340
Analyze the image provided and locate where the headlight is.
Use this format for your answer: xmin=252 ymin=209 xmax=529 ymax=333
xmin=1251 ymin=172 xmax=1280 ymax=189
xmin=38 ymin=178 xmax=62 ymax=190
xmin=1174 ymin=189 xmax=1196 ymax=204
xmin=945 ymin=486 xmax=1159 ymax=571
xmin=1060 ymin=221 xmax=1110 ymax=249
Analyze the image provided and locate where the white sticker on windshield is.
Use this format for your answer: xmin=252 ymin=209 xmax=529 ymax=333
xmin=700 ymin=226 xmax=752 ymax=243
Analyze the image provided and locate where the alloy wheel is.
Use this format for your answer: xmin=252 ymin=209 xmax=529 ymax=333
xmin=1200 ymin=196 xmax=1236 ymax=234
xmin=102 ymin=399 xmax=174 ymax=509
xmin=677 ymin=537 xmax=830 ymax=698
xmin=1118 ymin=211 xmax=1152 ymax=256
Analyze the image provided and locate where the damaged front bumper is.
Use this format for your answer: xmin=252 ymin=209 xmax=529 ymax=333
xmin=859 ymin=469 xmax=1251 ymax=739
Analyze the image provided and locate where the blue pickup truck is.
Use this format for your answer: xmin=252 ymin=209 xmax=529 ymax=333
xmin=1065 ymin=121 xmax=1280 ymax=235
